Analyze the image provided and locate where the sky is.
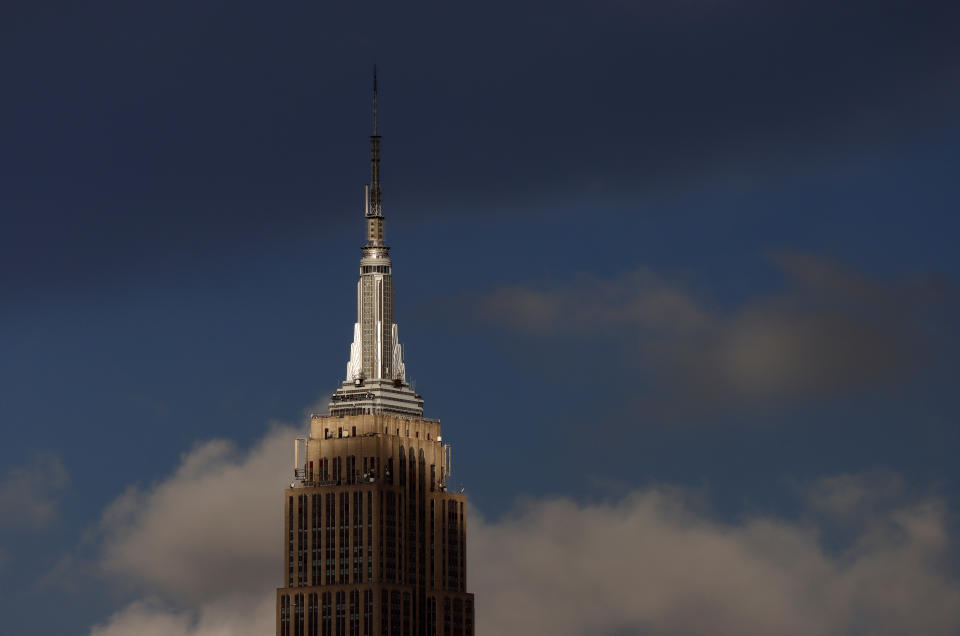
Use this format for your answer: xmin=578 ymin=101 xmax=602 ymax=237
xmin=2 ymin=1 xmax=960 ymax=634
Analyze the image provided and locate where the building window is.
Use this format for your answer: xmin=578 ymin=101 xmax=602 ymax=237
xmin=295 ymin=593 xmax=305 ymax=636
xmin=322 ymin=592 xmax=332 ymax=636
xmin=453 ymin=598 xmax=464 ymax=636
xmin=326 ymin=494 xmax=335 ymax=584
xmin=280 ymin=595 xmax=290 ymax=636
xmin=443 ymin=598 xmax=451 ymax=636
xmin=390 ymin=591 xmax=401 ymax=635
xmin=430 ymin=500 xmax=435 ymax=589
xmin=340 ymin=493 xmax=349 ymax=584
xmin=312 ymin=494 xmax=321 ymax=585
xmin=336 ymin=591 xmax=346 ymax=636
xmin=297 ymin=495 xmax=306 ymax=586
xmin=465 ymin=599 xmax=474 ymax=636
xmin=363 ymin=589 xmax=373 ymax=635
xmin=385 ymin=492 xmax=397 ymax=582
xmin=367 ymin=491 xmax=373 ymax=579
xmin=309 ymin=592 xmax=319 ymax=636
xmin=353 ymin=491 xmax=363 ymax=583
xmin=349 ymin=590 xmax=359 ymax=636
xmin=288 ymin=496 xmax=294 ymax=587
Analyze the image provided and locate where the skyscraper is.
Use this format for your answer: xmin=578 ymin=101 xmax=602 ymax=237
xmin=276 ymin=70 xmax=475 ymax=636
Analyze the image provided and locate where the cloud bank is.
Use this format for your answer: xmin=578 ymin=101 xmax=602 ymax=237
xmin=472 ymin=483 xmax=960 ymax=636
xmin=467 ymin=252 xmax=956 ymax=412
xmin=86 ymin=427 xmax=960 ymax=636
xmin=95 ymin=425 xmax=296 ymax=603
xmin=89 ymin=425 xmax=296 ymax=636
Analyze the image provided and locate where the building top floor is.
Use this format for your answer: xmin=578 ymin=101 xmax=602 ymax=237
xmin=309 ymin=413 xmax=442 ymax=444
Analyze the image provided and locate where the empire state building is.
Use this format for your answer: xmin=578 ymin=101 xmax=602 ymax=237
xmin=275 ymin=71 xmax=475 ymax=636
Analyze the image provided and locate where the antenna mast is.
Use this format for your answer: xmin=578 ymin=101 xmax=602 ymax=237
xmin=367 ymin=65 xmax=382 ymax=219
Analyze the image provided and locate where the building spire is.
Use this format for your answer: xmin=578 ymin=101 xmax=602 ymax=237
xmin=367 ymin=65 xmax=382 ymax=221
xmin=372 ymin=64 xmax=378 ymax=136
xmin=335 ymin=67 xmax=419 ymax=414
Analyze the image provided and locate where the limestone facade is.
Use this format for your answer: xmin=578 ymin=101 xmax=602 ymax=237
xmin=276 ymin=413 xmax=474 ymax=636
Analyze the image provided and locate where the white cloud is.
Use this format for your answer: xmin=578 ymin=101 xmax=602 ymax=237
xmin=90 ymin=596 xmax=275 ymax=636
xmin=470 ymin=486 xmax=960 ymax=636
xmin=97 ymin=425 xmax=296 ymax=602
xmin=89 ymin=425 xmax=296 ymax=636
xmin=0 ymin=452 xmax=69 ymax=529
xmin=87 ymin=426 xmax=960 ymax=636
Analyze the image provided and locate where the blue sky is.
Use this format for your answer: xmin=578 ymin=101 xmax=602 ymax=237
xmin=2 ymin=2 xmax=960 ymax=634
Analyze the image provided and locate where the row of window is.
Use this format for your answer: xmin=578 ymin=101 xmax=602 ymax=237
xmin=376 ymin=590 xmax=474 ymax=636
xmin=322 ymin=425 xmax=435 ymax=441
xmin=308 ymin=455 xmax=384 ymax=486
xmin=287 ymin=490 xmax=466 ymax=592
xmin=307 ymin=452 xmax=439 ymax=490
xmin=279 ymin=589 xmax=373 ymax=636
xmin=281 ymin=590 xmax=475 ymax=636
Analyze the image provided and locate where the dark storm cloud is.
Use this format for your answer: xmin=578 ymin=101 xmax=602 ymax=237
xmin=465 ymin=252 xmax=958 ymax=411
xmin=2 ymin=1 xmax=959 ymax=298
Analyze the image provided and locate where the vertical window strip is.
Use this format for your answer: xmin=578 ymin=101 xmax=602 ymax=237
xmin=288 ymin=497 xmax=294 ymax=587
xmin=367 ymin=491 xmax=373 ymax=580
